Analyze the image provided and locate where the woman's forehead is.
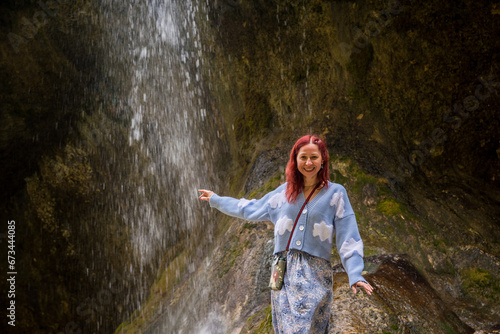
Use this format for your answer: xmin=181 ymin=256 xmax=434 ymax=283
xmin=297 ymin=143 xmax=320 ymax=154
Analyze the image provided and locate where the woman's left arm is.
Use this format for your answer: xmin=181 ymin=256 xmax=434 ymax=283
xmin=333 ymin=187 xmax=374 ymax=294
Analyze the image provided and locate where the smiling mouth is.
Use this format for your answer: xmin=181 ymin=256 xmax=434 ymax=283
xmin=304 ymin=167 xmax=315 ymax=172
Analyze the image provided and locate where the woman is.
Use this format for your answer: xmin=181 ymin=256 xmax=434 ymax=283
xmin=198 ymin=135 xmax=373 ymax=333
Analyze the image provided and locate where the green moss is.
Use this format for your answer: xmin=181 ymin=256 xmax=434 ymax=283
xmin=330 ymin=170 xmax=349 ymax=185
xmin=376 ymin=198 xmax=404 ymax=216
xmin=232 ymin=169 xmax=247 ymax=195
xmin=433 ymin=239 xmax=449 ymax=254
xmin=352 ymin=170 xmax=379 ymax=195
xmin=438 ymin=320 xmax=456 ymax=334
xmin=265 ymin=174 xmax=282 ymax=192
xmin=243 ymin=222 xmax=257 ymax=230
xmin=218 ymin=231 xmax=248 ymax=278
xmin=329 ymin=155 xmax=351 ymax=185
xmin=464 ymin=268 xmax=491 ymax=288
xmin=462 ymin=268 xmax=498 ymax=292
xmin=329 ymin=154 xmax=382 ymax=196
xmin=363 ymin=247 xmax=379 ymax=258
xmin=248 ymin=172 xmax=283 ymax=199
xmin=245 ymin=304 xmax=273 ymax=334
xmin=459 ymin=267 xmax=500 ymax=308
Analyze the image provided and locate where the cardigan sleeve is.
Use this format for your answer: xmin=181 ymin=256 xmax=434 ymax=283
xmin=333 ymin=187 xmax=367 ymax=287
xmin=208 ymin=186 xmax=283 ymax=222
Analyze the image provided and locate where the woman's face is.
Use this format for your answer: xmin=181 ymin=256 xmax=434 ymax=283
xmin=296 ymin=143 xmax=323 ymax=180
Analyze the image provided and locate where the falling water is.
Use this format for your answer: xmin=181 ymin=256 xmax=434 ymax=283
xmin=89 ymin=0 xmax=225 ymax=331
xmin=102 ymin=0 xmax=195 ymax=264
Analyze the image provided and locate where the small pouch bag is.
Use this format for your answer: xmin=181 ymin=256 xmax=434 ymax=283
xmin=269 ymin=254 xmax=287 ymax=290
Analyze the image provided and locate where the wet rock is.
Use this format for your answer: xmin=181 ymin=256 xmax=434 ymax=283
xmin=244 ymin=148 xmax=287 ymax=194
xmin=330 ymin=254 xmax=475 ymax=333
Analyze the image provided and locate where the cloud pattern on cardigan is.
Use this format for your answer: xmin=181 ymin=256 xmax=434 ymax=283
xmin=238 ymin=198 xmax=256 ymax=208
xmin=276 ymin=215 xmax=294 ymax=236
xmin=329 ymin=192 xmax=345 ymax=218
xmin=268 ymin=189 xmax=287 ymax=209
xmin=339 ymin=238 xmax=364 ymax=259
xmin=312 ymin=221 xmax=333 ymax=243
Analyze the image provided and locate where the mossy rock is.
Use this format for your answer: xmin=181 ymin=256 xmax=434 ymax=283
xmin=240 ymin=305 xmax=274 ymax=334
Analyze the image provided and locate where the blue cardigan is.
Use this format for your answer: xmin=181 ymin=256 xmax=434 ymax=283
xmin=209 ymin=181 xmax=367 ymax=287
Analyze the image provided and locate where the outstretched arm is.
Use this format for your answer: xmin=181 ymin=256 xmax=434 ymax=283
xmin=198 ymin=185 xmax=286 ymax=222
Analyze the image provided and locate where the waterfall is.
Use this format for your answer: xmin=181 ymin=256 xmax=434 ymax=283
xmin=90 ymin=0 xmax=225 ymax=331
xmin=98 ymin=0 xmax=203 ymax=262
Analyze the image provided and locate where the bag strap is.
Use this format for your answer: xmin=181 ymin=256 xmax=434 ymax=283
xmin=286 ymin=182 xmax=321 ymax=251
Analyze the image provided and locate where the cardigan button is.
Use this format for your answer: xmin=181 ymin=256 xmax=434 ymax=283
xmin=302 ymin=209 xmax=307 ymax=214
xmin=296 ymin=240 xmax=302 ymax=246
xmin=299 ymin=225 xmax=304 ymax=231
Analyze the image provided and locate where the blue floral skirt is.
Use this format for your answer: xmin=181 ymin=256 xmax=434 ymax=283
xmin=271 ymin=250 xmax=333 ymax=334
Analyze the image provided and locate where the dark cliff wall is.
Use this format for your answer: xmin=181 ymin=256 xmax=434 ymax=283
xmin=209 ymin=0 xmax=499 ymax=186
xmin=0 ymin=2 xmax=147 ymax=332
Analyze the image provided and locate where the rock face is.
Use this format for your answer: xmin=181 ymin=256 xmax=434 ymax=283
xmin=331 ymin=255 xmax=474 ymax=333
xmin=1 ymin=0 xmax=499 ymax=333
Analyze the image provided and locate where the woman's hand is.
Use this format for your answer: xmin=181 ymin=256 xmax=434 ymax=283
xmin=198 ymin=189 xmax=214 ymax=202
xmin=352 ymin=281 xmax=374 ymax=295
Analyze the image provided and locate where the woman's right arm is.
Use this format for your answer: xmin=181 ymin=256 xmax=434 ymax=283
xmin=198 ymin=186 xmax=284 ymax=222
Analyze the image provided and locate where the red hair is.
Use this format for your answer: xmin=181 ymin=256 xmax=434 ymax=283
xmin=285 ymin=135 xmax=329 ymax=203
